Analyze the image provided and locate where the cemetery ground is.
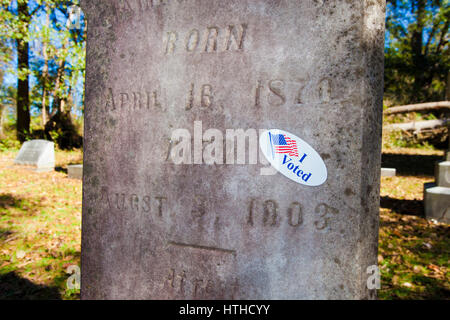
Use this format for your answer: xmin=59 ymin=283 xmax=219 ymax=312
xmin=0 ymin=146 xmax=448 ymax=300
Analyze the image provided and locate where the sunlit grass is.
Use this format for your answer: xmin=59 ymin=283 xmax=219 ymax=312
xmin=379 ymin=175 xmax=450 ymax=299
xmin=0 ymin=149 xmax=82 ymax=300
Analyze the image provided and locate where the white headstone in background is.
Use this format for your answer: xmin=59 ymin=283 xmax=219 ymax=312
xmin=14 ymin=140 xmax=55 ymax=172
xmin=381 ymin=168 xmax=396 ymax=177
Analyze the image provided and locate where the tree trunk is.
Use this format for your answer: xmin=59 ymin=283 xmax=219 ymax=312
xmin=50 ymin=47 xmax=67 ymax=116
xmin=16 ymin=38 xmax=30 ymax=142
xmin=0 ymin=104 xmax=5 ymax=139
xmin=411 ymin=0 xmax=427 ymax=103
xmin=447 ymin=72 xmax=450 ymax=101
xmin=16 ymin=1 xmax=30 ymax=142
xmin=41 ymin=7 xmax=50 ymax=127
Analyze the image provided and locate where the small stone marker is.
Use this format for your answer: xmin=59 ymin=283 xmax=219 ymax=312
xmin=14 ymin=140 xmax=55 ymax=172
xmin=381 ymin=168 xmax=396 ymax=177
xmin=436 ymin=161 xmax=450 ymax=188
xmin=424 ymin=159 xmax=450 ymax=223
xmin=68 ymin=164 xmax=83 ymax=180
xmin=81 ymin=0 xmax=386 ymax=299
xmin=424 ymin=183 xmax=450 ymax=224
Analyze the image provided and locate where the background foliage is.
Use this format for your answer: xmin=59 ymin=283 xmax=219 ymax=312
xmin=385 ymin=0 xmax=449 ymax=105
xmin=0 ymin=0 xmax=448 ymax=147
xmin=0 ymin=0 xmax=85 ymax=147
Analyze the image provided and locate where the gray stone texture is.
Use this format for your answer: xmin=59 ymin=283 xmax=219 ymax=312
xmin=381 ymin=168 xmax=396 ymax=177
xmin=81 ymin=0 xmax=386 ymax=299
xmin=14 ymin=140 xmax=55 ymax=171
xmin=424 ymin=159 xmax=450 ymax=224
xmin=424 ymin=183 xmax=450 ymax=224
xmin=68 ymin=164 xmax=83 ymax=180
xmin=436 ymin=161 xmax=450 ymax=188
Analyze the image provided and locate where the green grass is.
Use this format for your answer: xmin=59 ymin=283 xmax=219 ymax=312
xmin=0 ymin=148 xmax=82 ymax=300
xmin=379 ymin=174 xmax=450 ymax=299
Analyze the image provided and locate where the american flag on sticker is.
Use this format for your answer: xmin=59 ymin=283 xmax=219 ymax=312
xmin=269 ymin=133 xmax=299 ymax=157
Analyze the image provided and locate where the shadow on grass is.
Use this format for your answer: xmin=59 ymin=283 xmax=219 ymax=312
xmin=380 ymin=196 xmax=424 ymax=217
xmin=55 ymin=166 xmax=68 ymax=174
xmin=0 ymin=272 xmax=61 ymax=300
xmin=0 ymin=194 xmax=30 ymax=210
xmin=409 ymin=275 xmax=450 ymax=299
xmin=379 ymin=197 xmax=450 ymax=300
xmin=0 ymin=193 xmax=44 ymax=216
xmin=0 ymin=228 xmax=13 ymax=240
xmin=381 ymin=274 xmax=450 ymax=300
xmin=381 ymin=153 xmax=443 ymax=176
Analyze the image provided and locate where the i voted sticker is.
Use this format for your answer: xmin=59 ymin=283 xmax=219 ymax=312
xmin=260 ymin=129 xmax=327 ymax=186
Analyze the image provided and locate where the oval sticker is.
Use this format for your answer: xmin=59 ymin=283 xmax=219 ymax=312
xmin=259 ymin=129 xmax=327 ymax=186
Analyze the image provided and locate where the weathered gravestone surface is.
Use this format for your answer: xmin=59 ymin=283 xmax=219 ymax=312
xmin=14 ymin=140 xmax=55 ymax=172
xmin=81 ymin=0 xmax=386 ymax=299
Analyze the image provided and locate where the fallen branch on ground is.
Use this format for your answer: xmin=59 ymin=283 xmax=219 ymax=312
xmin=384 ymin=101 xmax=450 ymax=115
xmin=384 ymin=119 xmax=450 ymax=132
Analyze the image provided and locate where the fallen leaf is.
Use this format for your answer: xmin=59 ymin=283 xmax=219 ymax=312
xmin=402 ymin=282 xmax=413 ymax=288
xmin=427 ymin=264 xmax=440 ymax=272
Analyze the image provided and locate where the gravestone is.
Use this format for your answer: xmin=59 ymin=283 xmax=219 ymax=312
xmin=14 ymin=140 xmax=55 ymax=172
xmin=81 ymin=0 xmax=386 ymax=299
xmin=381 ymin=168 xmax=396 ymax=177
xmin=436 ymin=161 xmax=450 ymax=188
xmin=424 ymin=184 xmax=450 ymax=224
xmin=68 ymin=164 xmax=83 ymax=180
xmin=423 ymin=156 xmax=450 ymax=223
